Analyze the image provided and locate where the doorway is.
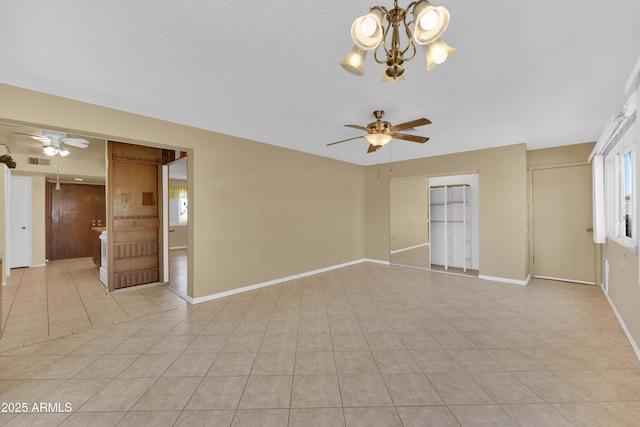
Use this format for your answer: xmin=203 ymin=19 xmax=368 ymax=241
xmin=9 ymin=176 xmax=31 ymax=268
xmin=166 ymin=155 xmax=188 ymax=298
xmin=532 ymin=164 xmax=596 ymax=284
xmin=389 ymin=173 xmax=479 ymax=276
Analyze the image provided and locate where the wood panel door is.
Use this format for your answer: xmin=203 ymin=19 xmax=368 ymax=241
xmin=532 ymin=165 xmax=596 ymax=284
xmin=48 ymin=183 xmax=106 ymax=260
xmin=108 ymin=141 xmax=166 ymax=292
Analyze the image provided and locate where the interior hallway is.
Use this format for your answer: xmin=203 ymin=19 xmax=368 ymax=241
xmin=0 ymin=262 xmax=639 ymax=426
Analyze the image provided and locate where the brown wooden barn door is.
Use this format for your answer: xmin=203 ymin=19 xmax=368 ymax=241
xmin=107 ymin=141 xmax=166 ymax=292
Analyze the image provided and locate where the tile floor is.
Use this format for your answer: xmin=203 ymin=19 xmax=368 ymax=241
xmin=390 ymin=245 xmax=478 ymax=277
xmin=0 ymin=261 xmax=639 ymax=426
xmin=1 ymin=257 xmax=188 ymax=350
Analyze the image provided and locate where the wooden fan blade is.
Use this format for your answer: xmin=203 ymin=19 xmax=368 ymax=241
xmin=326 ymin=135 xmax=365 ymax=146
xmin=367 ymin=144 xmax=379 ymax=153
xmin=391 ymin=133 xmax=430 ymax=143
xmin=344 ymin=124 xmax=368 ymax=131
xmin=391 ymin=118 xmax=431 ymax=132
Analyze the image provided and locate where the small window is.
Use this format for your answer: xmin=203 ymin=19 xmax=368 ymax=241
xmin=623 ymin=151 xmax=633 ymax=238
xmin=604 ymin=121 xmax=636 ymax=248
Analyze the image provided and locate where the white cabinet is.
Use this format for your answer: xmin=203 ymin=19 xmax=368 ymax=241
xmin=429 ymin=184 xmax=472 ymax=271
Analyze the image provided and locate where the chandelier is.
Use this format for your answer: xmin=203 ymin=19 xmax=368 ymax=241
xmin=340 ymin=0 xmax=454 ymax=82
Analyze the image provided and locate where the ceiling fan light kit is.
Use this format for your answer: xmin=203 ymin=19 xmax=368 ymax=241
xmin=327 ymin=110 xmax=431 ymax=153
xmin=340 ymin=0 xmax=454 ymax=81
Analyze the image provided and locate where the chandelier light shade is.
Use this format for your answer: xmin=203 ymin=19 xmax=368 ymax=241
xmin=412 ymin=1 xmax=449 ymax=45
xmin=341 ymin=0 xmax=454 ymax=81
xmin=423 ymin=38 xmax=455 ymax=71
xmin=351 ymin=7 xmax=385 ymax=50
xmin=340 ymin=45 xmax=368 ymax=76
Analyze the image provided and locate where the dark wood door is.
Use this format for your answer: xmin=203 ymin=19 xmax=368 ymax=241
xmin=48 ymin=183 xmax=106 ymax=260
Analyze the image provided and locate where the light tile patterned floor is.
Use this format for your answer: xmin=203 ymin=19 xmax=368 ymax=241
xmin=390 ymin=245 xmax=478 ymax=277
xmin=1 ymin=257 xmax=189 ymax=350
xmin=1 ymin=261 xmax=639 ymax=426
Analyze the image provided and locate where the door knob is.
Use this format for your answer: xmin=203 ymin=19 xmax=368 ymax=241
xmin=21 ymin=226 xmax=26 ymax=229
xmin=586 ymin=228 xmax=593 ymax=232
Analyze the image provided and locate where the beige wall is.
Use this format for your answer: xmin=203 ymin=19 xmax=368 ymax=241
xmin=366 ymin=144 xmax=529 ymax=282
xmin=390 ymin=177 xmax=429 ymax=251
xmin=0 ymin=84 xmax=366 ymax=299
xmin=29 ymin=175 xmax=46 ymax=266
xmin=603 ymin=240 xmax=640 ymax=350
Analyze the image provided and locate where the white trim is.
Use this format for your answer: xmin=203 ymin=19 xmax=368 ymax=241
xmin=533 ymin=275 xmax=595 ymax=285
xmin=364 ymin=258 xmax=391 ymax=265
xmin=390 ymin=243 xmax=428 ymax=254
xmin=478 ymin=274 xmax=530 ymax=286
xmin=625 ymin=54 xmax=640 ymax=98
xmin=601 ymin=283 xmax=640 ymax=362
xmin=188 ymin=258 xmax=388 ymax=304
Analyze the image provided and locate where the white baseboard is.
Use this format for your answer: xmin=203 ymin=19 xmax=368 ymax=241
xmin=189 ymin=258 xmax=386 ymax=304
xmin=478 ymin=274 xmax=530 ymax=286
xmin=601 ymin=284 xmax=640 ymax=362
xmin=390 ymin=243 xmax=429 ymax=254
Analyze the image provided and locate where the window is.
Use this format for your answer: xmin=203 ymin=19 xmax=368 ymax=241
xmin=624 ymin=150 xmax=633 ymax=238
xmin=169 ymin=184 xmax=188 ymax=226
xmin=604 ymin=121 xmax=636 ymax=248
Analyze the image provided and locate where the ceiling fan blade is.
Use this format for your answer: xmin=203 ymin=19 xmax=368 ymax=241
xmin=367 ymin=144 xmax=379 ymax=153
xmin=391 ymin=118 xmax=432 ymax=132
xmin=391 ymin=133 xmax=430 ymax=143
xmin=344 ymin=124 xmax=368 ymax=131
xmin=326 ymin=135 xmax=365 ymax=146
xmin=14 ymin=131 xmax=48 ymax=141
xmin=61 ymin=137 xmax=89 ymax=148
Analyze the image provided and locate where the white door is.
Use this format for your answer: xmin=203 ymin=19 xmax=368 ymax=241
xmin=9 ymin=176 xmax=31 ymax=268
xmin=532 ymin=165 xmax=595 ymax=284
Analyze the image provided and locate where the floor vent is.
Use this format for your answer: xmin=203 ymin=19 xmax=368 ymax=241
xmin=28 ymin=157 xmax=51 ymax=166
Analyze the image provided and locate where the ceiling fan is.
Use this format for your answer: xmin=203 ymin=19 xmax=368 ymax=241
xmin=327 ymin=110 xmax=431 ymax=153
xmin=15 ymin=130 xmax=90 ymax=157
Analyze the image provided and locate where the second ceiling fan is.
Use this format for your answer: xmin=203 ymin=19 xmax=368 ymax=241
xmin=327 ymin=110 xmax=431 ymax=153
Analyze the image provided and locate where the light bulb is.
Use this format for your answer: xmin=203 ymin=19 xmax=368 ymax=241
xmin=360 ymin=16 xmax=377 ymax=36
xmin=419 ymin=9 xmax=439 ymax=30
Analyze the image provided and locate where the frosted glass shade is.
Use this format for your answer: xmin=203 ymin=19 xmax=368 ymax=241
xmin=351 ymin=8 xmax=384 ymax=50
xmin=423 ymin=39 xmax=455 ymax=70
xmin=365 ymin=133 xmax=393 ymax=147
xmin=340 ymin=45 xmax=367 ymax=76
xmin=413 ymin=1 xmax=450 ymax=45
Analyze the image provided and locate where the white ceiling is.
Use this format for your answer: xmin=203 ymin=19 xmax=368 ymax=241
xmin=1 ymin=1 xmax=639 ymax=166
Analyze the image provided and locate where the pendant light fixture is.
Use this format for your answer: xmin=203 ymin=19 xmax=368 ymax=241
xmin=55 ymin=166 xmax=61 ymax=191
xmin=340 ymin=0 xmax=454 ymax=81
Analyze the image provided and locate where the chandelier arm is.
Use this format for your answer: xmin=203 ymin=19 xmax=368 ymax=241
xmin=374 ymin=13 xmax=393 ymax=65
xmin=400 ymin=13 xmax=417 ymax=60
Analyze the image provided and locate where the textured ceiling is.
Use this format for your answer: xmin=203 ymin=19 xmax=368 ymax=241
xmin=1 ymin=0 xmax=640 ymax=166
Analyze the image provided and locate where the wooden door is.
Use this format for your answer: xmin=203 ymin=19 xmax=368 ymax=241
xmin=107 ymin=141 xmax=166 ymax=292
xmin=48 ymin=183 xmax=106 ymax=260
xmin=532 ymin=165 xmax=596 ymax=284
